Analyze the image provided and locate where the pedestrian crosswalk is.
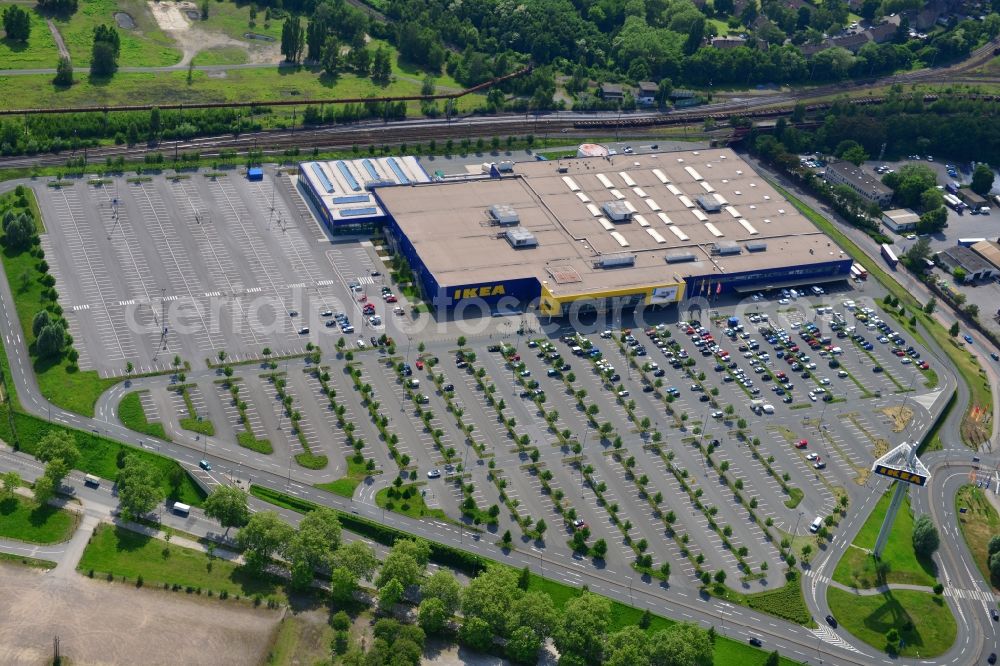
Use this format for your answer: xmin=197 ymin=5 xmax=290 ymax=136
xmin=946 ymin=587 xmax=996 ymax=603
xmin=810 ymin=625 xmax=862 ymax=653
xmin=356 ymin=276 xmax=376 ymax=285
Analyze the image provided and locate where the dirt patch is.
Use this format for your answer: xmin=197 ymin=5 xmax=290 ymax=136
xmin=147 ymin=0 xmax=281 ymax=66
xmin=0 ymin=563 xmax=281 ymax=665
xmin=879 ymin=405 xmax=914 ymax=433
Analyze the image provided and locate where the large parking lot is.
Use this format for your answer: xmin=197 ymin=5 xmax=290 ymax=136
xmin=137 ymin=272 xmax=950 ymax=588
xmin=36 ymin=170 xmax=388 ymax=376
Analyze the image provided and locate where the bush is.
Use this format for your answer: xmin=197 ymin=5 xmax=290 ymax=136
xmin=331 ymin=610 xmax=351 ymax=631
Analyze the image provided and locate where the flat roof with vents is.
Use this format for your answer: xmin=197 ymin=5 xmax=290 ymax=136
xmin=300 ymin=156 xmax=430 ymax=224
xmin=488 ymin=203 xmax=520 ymax=225
xmin=375 ymin=148 xmax=849 ymax=300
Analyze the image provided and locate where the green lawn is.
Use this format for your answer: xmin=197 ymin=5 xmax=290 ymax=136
xmin=55 ymin=0 xmax=181 ymax=67
xmin=0 ymin=495 xmax=78 ymax=544
xmin=956 ymin=484 xmax=1000 ymax=592
xmin=832 ymin=487 xmax=937 ymax=589
xmin=314 ymin=454 xmax=369 ymax=498
xmin=198 ymin=1 xmax=283 ymax=42
xmin=827 ymin=587 xmax=956 ymax=657
xmin=78 ymin=524 xmax=289 ymax=602
xmin=236 ymin=430 xmax=273 ymax=454
xmin=0 ymin=189 xmax=117 ymax=416
xmin=0 ymin=4 xmax=62 ymax=68
xmin=376 ymin=483 xmax=451 ymax=521
xmin=118 ymin=391 xmax=169 ymax=441
xmin=770 ymin=181 xmax=991 ymax=448
xmin=0 ymin=65 xmax=485 ymax=112
xmin=190 ymin=45 xmax=248 ymax=66
xmin=709 ymin=572 xmax=814 ymax=626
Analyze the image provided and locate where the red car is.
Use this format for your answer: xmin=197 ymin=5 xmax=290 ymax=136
xmin=795 ymin=439 xmax=808 ymax=449
xmin=415 ymin=359 xmax=424 ymax=370
xmin=919 ymin=361 xmax=930 ymax=370
xmin=385 ymin=295 xmax=397 ymax=303
xmin=362 ymin=303 xmax=376 ymax=314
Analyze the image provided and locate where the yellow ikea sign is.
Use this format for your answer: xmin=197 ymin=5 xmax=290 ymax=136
xmin=872 ymin=465 xmax=926 ymax=486
xmin=453 ymin=285 xmax=506 ymax=300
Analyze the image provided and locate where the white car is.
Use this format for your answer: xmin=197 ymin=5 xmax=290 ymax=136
xmin=778 ymin=298 xmax=790 ymax=305
xmin=356 ymin=338 xmax=366 ymax=348
xmin=905 ymin=234 xmax=917 ymax=240
xmin=806 ymin=452 xmax=819 ymax=461
xmin=427 ymin=469 xmax=441 ymax=479
xmin=820 ymin=378 xmax=831 ymax=385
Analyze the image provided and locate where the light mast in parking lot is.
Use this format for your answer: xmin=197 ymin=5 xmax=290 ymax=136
xmin=871 ymin=441 xmax=930 ymax=559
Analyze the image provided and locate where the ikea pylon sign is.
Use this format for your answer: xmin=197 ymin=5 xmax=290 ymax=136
xmin=872 ymin=464 xmax=927 ymax=486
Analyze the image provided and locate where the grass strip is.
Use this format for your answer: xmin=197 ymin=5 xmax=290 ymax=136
xmin=118 ymin=391 xmax=169 ymax=441
xmin=827 ymin=587 xmax=956 ymax=657
xmin=314 ymin=455 xmax=369 ymax=498
xmin=0 ymin=551 xmax=58 ymax=569
xmin=0 ymin=495 xmax=78 ymax=544
xmin=78 ymin=524 xmax=289 ymax=603
xmin=236 ymin=430 xmax=273 ymax=454
xmin=709 ymin=571 xmax=814 ymax=626
xmin=955 ymin=484 xmax=1000 ymax=593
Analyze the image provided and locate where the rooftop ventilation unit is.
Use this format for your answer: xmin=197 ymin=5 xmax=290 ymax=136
xmin=504 ymin=227 xmax=538 ymax=248
xmin=602 ymin=201 xmax=633 ymax=222
xmin=696 ymin=195 xmax=722 ymax=213
xmin=488 ymin=204 xmax=520 ymax=226
xmin=594 ymin=253 xmax=636 ymax=268
xmin=746 ymin=241 xmax=768 ymax=252
xmin=665 ymin=252 xmax=696 ymax=264
xmin=364 ymin=179 xmax=396 ymax=190
xmin=711 ymin=241 xmax=741 ymax=256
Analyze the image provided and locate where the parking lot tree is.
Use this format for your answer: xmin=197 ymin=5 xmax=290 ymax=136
xmin=459 ymin=615 xmax=493 ymax=652
xmin=418 ymin=597 xmax=448 ymax=634
xmin=972 ymin=163 xmax=995 ymax=195
xmin=422 ymin=569 xmax=462 ymax=613
xmin=329 ymin=566 xmax=357 ymax=603
xmin=237 ymin=510 xmax=294 ymax=572
xmin=379 ymin=577 xmax=405 ymax=611
xmin=202 ymin=486 xmax=250 ymax=534
xmin=462 ymin=565 xmax=522 ymax=636
xmin=966 ymin=303 xmax=981 ymax=319
xmin=116 ymin=455 xmax=165 ymax=520
xmin=377 ymin=539 xmax=429 ymax=589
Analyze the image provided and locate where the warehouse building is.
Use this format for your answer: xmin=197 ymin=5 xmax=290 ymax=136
xmin=299 ymin=156 xmax=430 ymax=229
xmin=374 ymin=148 xmax=853 ymax=316
xmin=882 ymin=208 xmax=920 ymax=233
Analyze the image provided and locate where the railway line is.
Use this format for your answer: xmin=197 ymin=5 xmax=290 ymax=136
xmin=0 ymin=38 xmax=997 ymax=170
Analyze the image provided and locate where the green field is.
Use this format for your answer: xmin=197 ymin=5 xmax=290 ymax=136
xmin=376 ymin=483 xmax=450 ymax=521
xmin=118 ymin=391 xmax=169 ymax=441
xmin=955 ymin=484 xmax=1000 ymax=592
xmin=0 ymin=66 xmax=484 ymax=112
xmin=190 ymin=46 xmax=248 ymax=66
xmin=0 ymin=495 xmax=78 ymax=544
xmin=0 ymin=4 xmax=62 ymax=69
xmin=197 ymin=1 xmax=283 ymax=43
xmin=55 ymin=0 xmax=181 ymax=67
xmin=832 ymin=488 xmax=937 ymax=589
xmin=79 ymin=524 xmax=289 ymax=602
xmin=827 ymin=587 xmax=956 ymax=657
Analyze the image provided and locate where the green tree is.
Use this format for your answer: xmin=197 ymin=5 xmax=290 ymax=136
xmin=203 ymin=486 xmax=250 ymax=533
xmin=237 ymin=510 xmax=294 ymax=571
xmin=506 ymin=624 xmax=543 ymax=664
xmin=510 ymin=591 xmax=557 ymax=639
xmin=912 ymin=514 xmax=940 ymax=557
xmin=842 ymin=144 xmax=869 ymax=166
xmin=882 ymin=164 xmax=936 ymax=208
xmin=604 ymin=626 xmax=650 ymax=666
xmin=1 ymin=471 xmax=20 ymax=499
xmin=903 ymin=237 xmax=932 ymax=268
xmin=116 ymin=455 xmax=165 ymax=520
xmin=2 ymin=6 xmax=31 ymax=42
xmin=765 ymin=650 xmax=781 ymax=666
xmin=462 ymin=565 xmax=522 ymax=636
xmin=649 ymin=623 xmax=713 ymax=666
xmin=285 ymin=507 xmax=342 ymax=589
xmin=376 ymin=539 xmax=428 ymax=589
xmin=554 ymin=592 xmax=610 ymax=664
xmin=920 ymin=187 xmax=944 ymax=212
xmin=422 ymin=569 xmax=462 ymax=614
xmin=379 ymin=577 xmax=405 ymax=611
xmin=52 ymin=56 xmax=73 ymax=88
xmin=4 ymin=212 xmax=36 ymax=250
xmin=280 ymin=16 xmax=304 ymax=63
xmin=333 ymin=540 xmax=378 ymax=581
xmin=418 ymin=597 xmax=449 ymax=634
xmin=329 ymin=566 xmax=358 ymax=603
xmin=972 ymin=163 xmax=995 ymax=196
xmin=321 ymin=36 xmax=340 ymax=77
xmin=949 ymin=322 xmax=960 ymax=337
xmin=372 ymin=47 xmax=392 ymax=84
xmin=460 ymin=615 xmax=493 ymax=651
xmin=36 ymin=430 xmax=79 ymax=468
xmin=90 ymin=24 xmax=120 ymax=76
xmin=36 ymin=321 xmax=66 ymax=358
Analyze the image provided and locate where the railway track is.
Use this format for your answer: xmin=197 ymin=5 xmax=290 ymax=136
xmin=1 ymin=38 xmax=997 ymax=169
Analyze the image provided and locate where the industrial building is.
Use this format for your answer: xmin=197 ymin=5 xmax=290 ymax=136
xmin=374 ymin=148 xmax=853 ymax=316
xmin=823 ymin=160 xmax=893 ymax=207
xmin=936 ymin=245 xmax=998 ymax=282
xmin=882 ymin=208 xmax=920 ymax=233
xmin=298 ymin=156 xmax=430 ymax=229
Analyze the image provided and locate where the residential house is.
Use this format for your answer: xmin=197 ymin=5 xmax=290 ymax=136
xmin=598 ymin=83 xmax=625 ymax=102
xmin=636 ymin=81 xmax=658 ymax=106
